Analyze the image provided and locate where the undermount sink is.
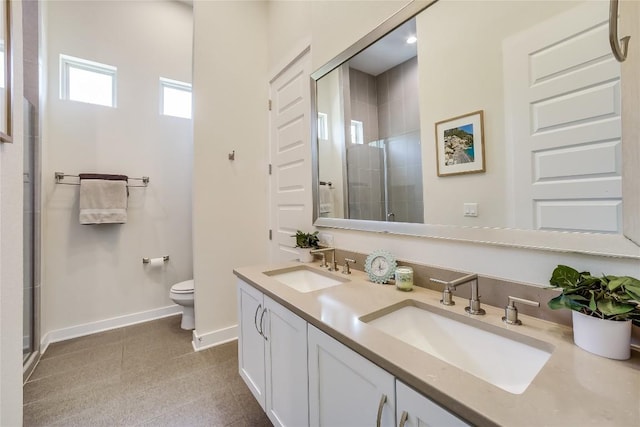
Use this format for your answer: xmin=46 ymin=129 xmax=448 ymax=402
xmin=360 ymin=300 xmax=553 ymax=394
xmin=264 ymin=265 xmax=349 ymax=293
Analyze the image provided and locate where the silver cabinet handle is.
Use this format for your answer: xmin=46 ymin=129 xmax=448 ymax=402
xmin=398 ymin=410 xmax=408 ymax=427
xmin=376 ymin=394 xmax=387 ymax=427
xmin=260 ymin=307 xmax=268 ymax=341
xmin=254 ymin=303 xmax=262 ymax=335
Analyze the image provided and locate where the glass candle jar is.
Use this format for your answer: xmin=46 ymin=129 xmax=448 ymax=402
xmin=395 ymin=266 xmax=413 ymax=291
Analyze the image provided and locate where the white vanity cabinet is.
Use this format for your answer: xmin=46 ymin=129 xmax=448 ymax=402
xmin=307 ymin=325 xmax=396 ymax=427
xmin=237 ymin=279 xmax=266 ymax=407
xmin=237 ymin=279 xmax=309 ymax=427
xmin=396 ymin=381 xmax=470 ymax=427
xmin=238 ymin=279 xmax=467 ymax=427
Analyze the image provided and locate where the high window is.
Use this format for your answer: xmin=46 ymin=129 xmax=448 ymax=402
xmin=317 ymin=112 xmax=328 ymax=140
xmin=350 ymin=120 xmax=364 ymax=145
xmin=160 ymin=77 xmax=192 ymax=119
xmin=60 ymin=54 xmax=117 ymax=107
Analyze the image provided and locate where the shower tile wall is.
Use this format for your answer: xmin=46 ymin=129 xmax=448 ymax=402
xmin=349 ymin=68 xmax=379 ymax=143
xmin=376 ymin=57 xmax=420 ymax=139
xmin=347 ymin=68 xmax=384 ymax=221
xmin=346 ymin=58 xmax=423 ymax=223
xmin=377 ymin=57 xmax=423 ymax=223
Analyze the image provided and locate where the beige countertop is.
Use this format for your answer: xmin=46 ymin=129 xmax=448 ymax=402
xmin=233 ymin=261 xmax=640 ymax=427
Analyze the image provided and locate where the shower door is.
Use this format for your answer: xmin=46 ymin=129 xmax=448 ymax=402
xmin=23 ymin=99 xmax=39 ymax=364
xmin=346 ymin=132 xmax=424 ymax=223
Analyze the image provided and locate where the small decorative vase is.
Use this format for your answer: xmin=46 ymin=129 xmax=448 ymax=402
xmin=571 ymin=310 xmax=632 ymax=360
xmin=298 ymin=248 xmax=314 ymax=263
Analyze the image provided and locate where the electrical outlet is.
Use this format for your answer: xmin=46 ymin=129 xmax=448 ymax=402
xmin=463 ymin=203 xmax=478 ymax=217
xmin=318 ymin=232 xmax=334 ymax=247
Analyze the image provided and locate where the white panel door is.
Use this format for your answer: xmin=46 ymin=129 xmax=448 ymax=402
xmin=396 ymin=381 xmax=469 ymax=427
xmin=237 ymin=280 xmax=266 ymax=410
xmin=269 ymin=50 xmax=313 ymax=262
xmin=504 ymin=1 xmax=622 ymax=233
xmin=264 ymin=296 xmax=309 ymax=427
xmin=308 ymin=325 xmax=395 ymax=427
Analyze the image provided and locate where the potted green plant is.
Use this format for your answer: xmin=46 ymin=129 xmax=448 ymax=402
xmin=547 ymin=265 xmax=640 ymax=360
xmin=293 ymin=230 xmax=319 ymax=263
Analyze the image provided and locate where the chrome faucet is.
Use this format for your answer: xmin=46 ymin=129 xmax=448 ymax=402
xmin=310 ymin=247 xmax=337 ymax=271
xmin=430 ymin=273 xmax=486 ymax=315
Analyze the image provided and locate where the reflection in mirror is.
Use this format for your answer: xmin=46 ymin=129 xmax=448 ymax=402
xmin=315 ymin=0 xmax=627 ymax=236
xmin=317 ymin=18 xmax=423 ymax=223
xmin=0 ymin=0 xmax=11 ymax=143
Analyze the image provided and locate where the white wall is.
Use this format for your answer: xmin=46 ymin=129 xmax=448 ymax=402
xmin=266 ymin=0 xmax=640 ymax=286
xmin=192 ymin=1 xmax=269 ymax=347
xmin=0 ymin=0 xmax=24 ymax=423
xmin=42 ymin=1 xmax=193 ymax=337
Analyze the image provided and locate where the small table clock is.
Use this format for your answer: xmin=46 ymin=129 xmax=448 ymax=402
xmin=364 ymin=249 xmax=397 ymax=284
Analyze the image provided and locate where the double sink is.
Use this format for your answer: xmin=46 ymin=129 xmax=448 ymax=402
xmin=264 ymin=265 xmax=553 ymax=395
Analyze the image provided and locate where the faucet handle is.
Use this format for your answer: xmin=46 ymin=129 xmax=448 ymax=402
xmin=502 ymin=296 xmax=540 ymax=325
xmin=430 ymin=278 xmax=455 ymax=306
xmin=342 ymin=258 xmax=356 ymax=275
xmin=317 ymin=253 xmax=327 ymax=268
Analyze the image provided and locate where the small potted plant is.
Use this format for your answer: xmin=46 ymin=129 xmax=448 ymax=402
xmin=547 ymin=265 xmax=640 ymax=360
xmin=293 ymin=230 xmax=320 ymax=263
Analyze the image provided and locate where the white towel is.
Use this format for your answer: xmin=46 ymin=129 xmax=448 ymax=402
xmin=319 ymin=186 xmax=333 ymax=214
xmin=79 ymin=180 xmax=128 ymax=224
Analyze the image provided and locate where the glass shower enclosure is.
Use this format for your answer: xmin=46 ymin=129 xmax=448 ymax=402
xmin=23 ymin=98 xmax=40 ymax=368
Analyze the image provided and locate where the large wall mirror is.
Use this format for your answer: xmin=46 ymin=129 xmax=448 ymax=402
xmin=312 ymin=0 xmax=640 ymax=258
xmin=0 ymin=0 xmax=11 ymax=143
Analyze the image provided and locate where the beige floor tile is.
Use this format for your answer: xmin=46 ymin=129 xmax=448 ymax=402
xmin=23 ymin=316 xmax=264 ymax=427
xmin=42 ymin=328 xmax=124 ymax=359
xmin=28 ymin=341 xmax=123 ymax=382
xmin=24 ymin=357 xmax=122 ymax=405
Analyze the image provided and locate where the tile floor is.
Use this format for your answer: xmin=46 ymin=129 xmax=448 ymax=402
xmin=23 ymin=315 xmax=272 ymax=427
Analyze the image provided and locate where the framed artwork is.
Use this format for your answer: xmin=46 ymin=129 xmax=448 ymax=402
xmin=435 ymin=110 xmax=485 ymax=177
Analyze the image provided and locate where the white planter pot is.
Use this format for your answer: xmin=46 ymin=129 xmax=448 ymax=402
xmin=572 ymin=310 xmax=632 ymax=360
xmin=298 ymin=248 xmax=314 ymax=263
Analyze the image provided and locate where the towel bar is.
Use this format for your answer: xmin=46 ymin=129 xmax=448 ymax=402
xmin=55 ymin=172 xmax=150 ymax=187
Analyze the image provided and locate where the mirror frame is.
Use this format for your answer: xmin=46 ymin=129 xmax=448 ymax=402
xmin=0 ymin=0 xmax=11 ymax=143
xmin=311 ymin=0 xmax=640 ymax=259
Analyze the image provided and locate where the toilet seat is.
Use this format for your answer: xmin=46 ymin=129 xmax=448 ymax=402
xmin=171 ymin=279 xmax=194 ymax=294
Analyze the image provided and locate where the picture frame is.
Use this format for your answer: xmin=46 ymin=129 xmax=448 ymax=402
xmin=435 ymin=110 xmax=485 ymax=177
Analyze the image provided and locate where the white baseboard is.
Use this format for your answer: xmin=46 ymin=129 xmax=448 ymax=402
xmin=192 ymin=324 xmax=237 ymax=351
xmin=41 ymin=305 xmax=182 ymax=355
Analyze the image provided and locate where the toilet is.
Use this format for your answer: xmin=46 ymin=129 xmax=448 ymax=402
xmin=170 ymin=279 xmax=194 ymax=330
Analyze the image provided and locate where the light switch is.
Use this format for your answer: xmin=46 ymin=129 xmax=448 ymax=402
xmin=464 ymin=203 xmax=478 ymax=217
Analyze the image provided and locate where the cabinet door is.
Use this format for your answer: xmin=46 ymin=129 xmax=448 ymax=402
xmin=237 ymin=279 xmax=266 ymax=410
xmin=308 ymin=325 xmax=395 ymax=427
xmin=396 ymin=381 xmax=469 ymax=427
xmin=264 ymin=296 xmax=309 ymax=427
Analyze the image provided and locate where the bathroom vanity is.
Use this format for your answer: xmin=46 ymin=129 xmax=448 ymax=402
xmin=234 ymin=261 xmax=640 ymax=427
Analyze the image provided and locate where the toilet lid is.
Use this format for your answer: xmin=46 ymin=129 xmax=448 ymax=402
xmin=171 ymin=279 xmax=194 ymax=294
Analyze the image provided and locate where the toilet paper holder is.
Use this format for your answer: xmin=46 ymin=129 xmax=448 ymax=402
xmin=142 ymin=255 xmax=170 ymax=264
